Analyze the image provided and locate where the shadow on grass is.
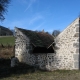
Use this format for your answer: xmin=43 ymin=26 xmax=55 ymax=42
xmin=0 ymin=58 xmax=40 ymax=79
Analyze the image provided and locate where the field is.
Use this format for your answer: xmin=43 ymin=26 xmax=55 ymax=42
xmin=0 ymin=36 xmax=80 ymax=80
xmin=0 ymin=36 xmax=15 ymax=46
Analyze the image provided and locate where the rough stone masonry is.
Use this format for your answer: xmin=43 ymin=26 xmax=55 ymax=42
xmin=14 ymin=17 xmax=80 ymax=71
xmin=55 ymin=17 xmax=80 ymax=70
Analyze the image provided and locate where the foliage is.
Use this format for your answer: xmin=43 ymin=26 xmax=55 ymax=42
xmin=0 ymin=0 xmax=11 ymax=21
xmin=52 ymin=30 xmax=61 ymax=37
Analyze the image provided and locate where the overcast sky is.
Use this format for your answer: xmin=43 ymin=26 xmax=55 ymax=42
xmin=0 ymin=0 xmax=80 ymax=33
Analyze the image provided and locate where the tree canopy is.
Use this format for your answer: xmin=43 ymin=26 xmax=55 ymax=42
xmin=0 ymin=0 xmax=10 ymax=21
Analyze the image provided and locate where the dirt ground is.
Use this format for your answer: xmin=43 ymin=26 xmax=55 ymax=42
xmin=0 ymin=46 xmax=14 ymax=59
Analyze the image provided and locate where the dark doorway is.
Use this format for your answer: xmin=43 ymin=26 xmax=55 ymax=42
xmin=33 ymin=47 xmax=47 ymax=53
xmin=33 ymin=46 xmax=54 ymax=53
xmin=47 ymin=47 xmax=54 ymax=53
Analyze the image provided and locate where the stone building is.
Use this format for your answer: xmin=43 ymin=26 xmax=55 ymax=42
xmin=15 ymin=27 xmax=55 ymax=71
xmin=15 ymin=17 xmax=80 ymax=71
xmin=0 ymin=26 xmax=13 ymax=36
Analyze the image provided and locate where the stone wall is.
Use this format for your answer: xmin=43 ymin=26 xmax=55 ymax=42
xmin=15 ymin=28 xmax=33 ymax=63
xmin=34 ymin=53 xmax=56 ymax=71
xmin=55 ymin=18 xmax=80 ymax=70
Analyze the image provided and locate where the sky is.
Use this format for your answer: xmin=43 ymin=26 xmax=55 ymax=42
xmin=0 ymin=0 xmax=80 ymax=33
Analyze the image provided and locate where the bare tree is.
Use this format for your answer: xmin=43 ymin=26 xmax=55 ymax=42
xmin=0 ymin=0 xmax=11 ymax=21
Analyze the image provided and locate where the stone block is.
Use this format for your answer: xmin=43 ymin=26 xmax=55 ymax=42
xmin=74 ymin=62 xmax=79 ymax=69
xmin=64 ymin=58 xmax=68 ymax=59
xmin=77 ymin=38 xmax=79 ymax=42
xmin=76 ymin=49 xmax=79 ymax=53
xmin=76 ymin=27 xmax=79 ymax=32
xmin=75 ymin=24 xmax=79 ymax=27
xmin=73 ymin=54 xmax=79 ymax=60
xmin=74 ymin=33 xmax=79 ymax=37
xmin=15 ymin=53 xmax=18 ymax=56
xmin=73 ymin=43 xmax=79 ymax=48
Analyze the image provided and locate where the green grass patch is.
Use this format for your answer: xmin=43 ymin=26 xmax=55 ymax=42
xmin=0 ymin=36 xmax=15 ymax=46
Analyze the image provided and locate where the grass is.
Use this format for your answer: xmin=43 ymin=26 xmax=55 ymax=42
xmin=0 ymin=62 xmax=80 ymax=80
xmin=0 ymin=36 xmax=15 ymax=46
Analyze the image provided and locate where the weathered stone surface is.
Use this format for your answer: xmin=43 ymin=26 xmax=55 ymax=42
xmin=74 ymin=33 xmax=79 ymax=37
xmin=15 ymin=53 xmax=18 ymax=56
xmin=77 ymin=38 xmax=79 ymax=42
xmin=73 ymin=54 xmax=79 ymax=60
xmin=76 ymin=27 xmax=79 ymax=32
xmin=74 ymin=62 xmax=79 ymax=69
xmin=75 ymin=24 xmax=79 ymax=27
xmin=76 ymin=49 xmax=79 ymax=53
xmin=55 ymin=18 xmax=80 ymax=70
xmin=73 ymin=43 xmax=79 ymax=48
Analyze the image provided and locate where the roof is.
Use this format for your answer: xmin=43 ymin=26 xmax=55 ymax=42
xmin=17 ymin=28 xmax=54 ymax=48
